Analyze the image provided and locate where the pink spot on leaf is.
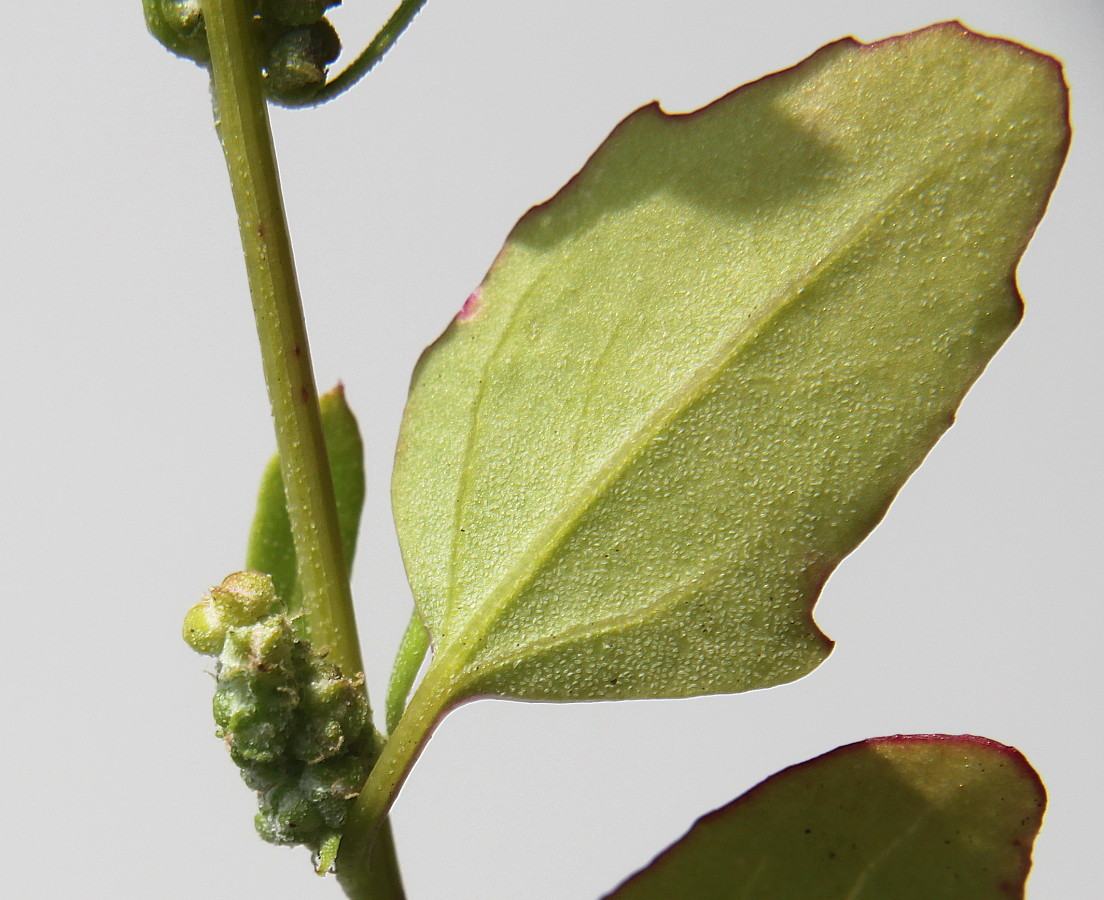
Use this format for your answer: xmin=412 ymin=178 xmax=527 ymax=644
xmin=457 ymin=288 xmax=483 ymax=322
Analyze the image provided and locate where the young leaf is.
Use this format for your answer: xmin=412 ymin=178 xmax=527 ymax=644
xmin=247 ymin=384 xmax=366 ymax=605
xmin=385 ymin=611 xmax=430 ymax=733
xmin=392 ymin=23 xmax=1068 ymax=705
xmin=603 ymin=735 xmax=1045 ymax=899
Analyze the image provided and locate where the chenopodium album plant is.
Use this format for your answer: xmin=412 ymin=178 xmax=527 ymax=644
xmin=149 ymin=2 xmax=1069 ymax=897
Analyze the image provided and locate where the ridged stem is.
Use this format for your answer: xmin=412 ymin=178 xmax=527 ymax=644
xmin=203 ymin=0 xmax=360 ymax=678
xmin=201 ymin=2 xmax=405 ymax=896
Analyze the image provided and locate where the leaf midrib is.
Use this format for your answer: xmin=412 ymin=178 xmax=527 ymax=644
xmin=439 ymin=92 xmax=1020 ymax=676
xmin=470 ymin=556 xmax=735 ymax=677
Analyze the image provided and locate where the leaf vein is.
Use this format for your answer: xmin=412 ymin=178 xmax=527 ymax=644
xmin=469 ymin=557 xmax=735 ymax=677
xmin=449 ymin=165 xmax=942 ymax=668
xmin=444 ymin=77 xmax=1031 ymax=673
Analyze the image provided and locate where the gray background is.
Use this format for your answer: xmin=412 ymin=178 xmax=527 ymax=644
xmin=2 ymin=1 xmax=1100 ymax=897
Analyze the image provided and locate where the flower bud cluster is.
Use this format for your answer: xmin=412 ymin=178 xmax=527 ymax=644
xmin=143 ymin=0 xmax=344 ymax=104
xmin=184 ymin=571 xmax=372 ymax=852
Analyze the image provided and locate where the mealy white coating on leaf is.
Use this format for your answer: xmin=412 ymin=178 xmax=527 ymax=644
xmin=391 ymin=24 xmax=1067 ymax=703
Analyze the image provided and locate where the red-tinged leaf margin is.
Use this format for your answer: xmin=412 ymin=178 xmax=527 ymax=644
xmin=394 ymin=20 xmax=1069 ymax=704
xmin=506 ymin=19 xmax=1069 ymax=254
xmin=604 ymin=735 xmax=1046 ymax=899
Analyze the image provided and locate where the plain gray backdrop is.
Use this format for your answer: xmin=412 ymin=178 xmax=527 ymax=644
xmin=2 ymin=1 xmax=1100 ymax=897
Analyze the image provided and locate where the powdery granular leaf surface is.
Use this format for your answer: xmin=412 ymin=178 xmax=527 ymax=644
xmin=392 ymin=23 xmax=1069 ymax=704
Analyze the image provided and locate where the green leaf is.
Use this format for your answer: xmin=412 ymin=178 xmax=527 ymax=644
xmin=392 ymin=23 xmax=1068 ymax=704
xmin=603 ymin=735 xmax=1046 ymax=899
xmin=247 ymin=384 xmax=366 ymax=605
xmin=385 ymin=611 xmax=429 ymax=734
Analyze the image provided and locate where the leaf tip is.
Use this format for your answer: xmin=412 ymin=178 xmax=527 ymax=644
xmin=869 ymin=733 xmax=1047 ymax=796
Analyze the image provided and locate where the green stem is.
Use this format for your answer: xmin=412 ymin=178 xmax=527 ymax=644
xmin=339 ymin=655 xmax=463 ymax=880
xmin=338 ymin=819 xmax=407 ymax=900
xmin=203 ymin=0 xmax=360 ymax=676
xmin=202 ymin=2 xmax=405 ymax=896
xmin=284 ymin=0 xmax=430 ymax=107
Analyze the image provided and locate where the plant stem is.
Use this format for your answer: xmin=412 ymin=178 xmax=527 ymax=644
xmin=202 ymin=2 xmax=405 ymax=896
xmin=339 ymin=655 xmax=463 ymax=879
xmin=202 ymin=0 xmax=360 ymax=676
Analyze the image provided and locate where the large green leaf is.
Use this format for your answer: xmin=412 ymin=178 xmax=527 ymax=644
xmin=603 ymin=735 xmax=1045 ymax=899
xmin=392 ymin=23 xmax=1068 ymax=704
xmin=246 ymin=384 xmax=365 ymax=604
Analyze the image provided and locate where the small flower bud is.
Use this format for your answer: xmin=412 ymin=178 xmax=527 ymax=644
xmin=213 ymin=647 xmax=298 ymax=763
xmin=219 ymin=617 xmax=297 ymax=680
xmin=265 ymin=19 xmax=342 ymax=104
xmin=210 ymin=570 xmax=280 ymax=626
xmin=238 ymin=760 xmax=290 ymax=793
xmin=182 ymin=599 xmax=226 ymax=656
xmin=290 ymin=661 xmax=370 ymax=762
xmin=256 ymin=783 xmax=326 ymax=846
xmin=186 ymin=570 xmax=373 ymax=855
xmin=143 ymin=0 xmax=210 ymax=64
xmin=300 ymin=757 xmax=367 ymax=828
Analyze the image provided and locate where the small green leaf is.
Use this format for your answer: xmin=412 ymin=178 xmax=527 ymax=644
xmin=391 ymin=23 xmax=1068 ymax=705
xmin=385 ymin=611 xmax=430 ymax=733
xmin=603 ymin=735 xmax=1045 ymax=899
xmin=247 ymin=385 xmax=366 ymax=605
xmin=315 ymin=832 xmax=341 ymax=876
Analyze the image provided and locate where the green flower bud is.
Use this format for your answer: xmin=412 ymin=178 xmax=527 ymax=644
xmin=210 ymin=570 xmax=280 ymax=626
xmin=238 ymin=759 xmax=290 ymax=793
xmin=290 ymin=661 xmax=370 ymax=762
xmin=182 ymin=599 xmax=226 ymax=656
xmin=143 ymin=0 xmax=210 ymax=64
xmin=219 ymin=616 xmax=297 ymax=678
xmin=256 ymin=783 xmax=326 ymax=846
xmin=213 ymin=621 xmax=299 ymax=763
xmin=300 ymin=757 xmax=367 ymax=829
xmin=265 ymin=19 xmax=342 ymax=104
xmin=184 ymin=572 xmax=282 ymax=657
xmin=214 ymin=680 xmax=295 ymax=764
xmin=221 ymin=684 xmax=297 ymax=756
xmin=186 ymin=571 xmax=375 ymax=854
xmin=292 ymin=717 xmax=345 ymax=764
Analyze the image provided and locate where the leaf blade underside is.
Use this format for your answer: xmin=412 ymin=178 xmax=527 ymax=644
xmin=603 ymin=735 xmax=1046 ymax=900
xmin=392 ymin=23 xmax=1068 ymax=703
